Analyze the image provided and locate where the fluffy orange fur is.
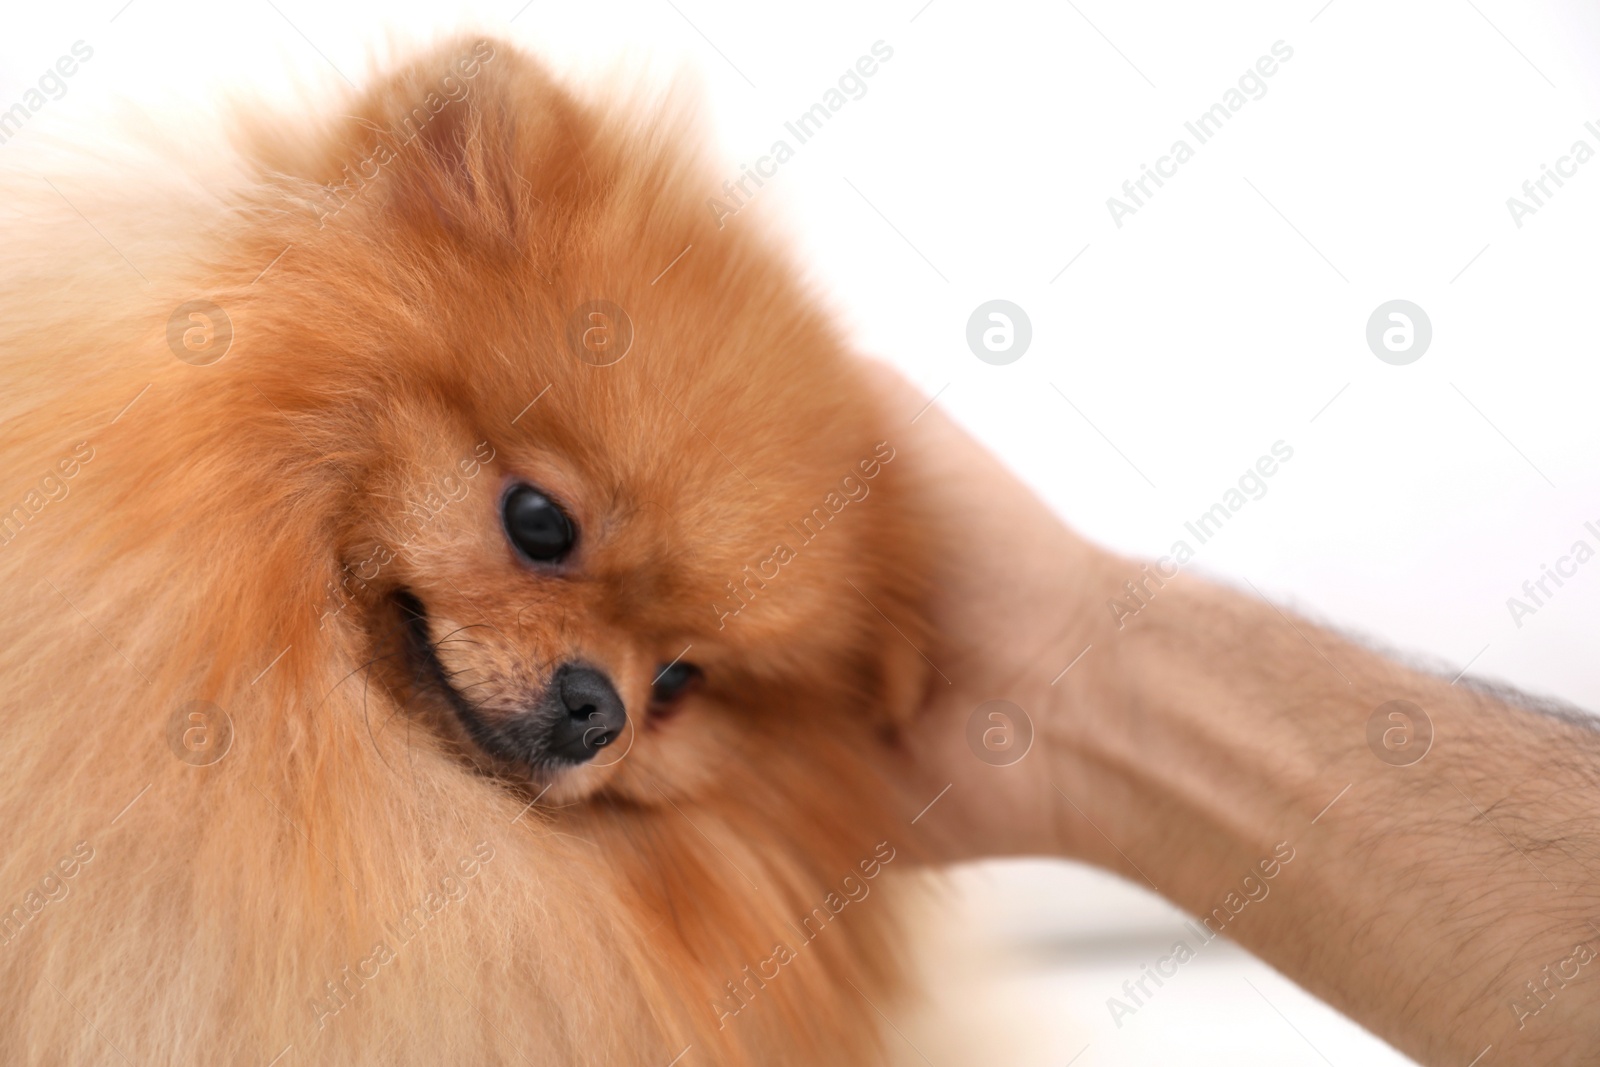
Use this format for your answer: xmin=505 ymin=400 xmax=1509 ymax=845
xmin=0 ymin=37 xmax=933 ymax=1065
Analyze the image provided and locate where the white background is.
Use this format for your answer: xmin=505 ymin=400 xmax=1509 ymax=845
xmin=5 ymin=2 xmax=1598 ymax=1064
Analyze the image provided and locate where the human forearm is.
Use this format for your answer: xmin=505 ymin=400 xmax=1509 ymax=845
xmin=1054 ymin=574 xmax=1600 ymax=1065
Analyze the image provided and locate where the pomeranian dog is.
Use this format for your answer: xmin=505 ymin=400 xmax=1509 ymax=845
xmin=0 ymin=36 xmax=933 ymax=1065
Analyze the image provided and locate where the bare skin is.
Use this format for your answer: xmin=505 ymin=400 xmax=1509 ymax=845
xmin=870 ymin=365 xmax=1600 ymax=1066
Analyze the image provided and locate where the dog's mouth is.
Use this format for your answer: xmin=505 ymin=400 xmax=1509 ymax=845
xmin=391 ymin=588 xmax=627 ymax=779
xmin=393 ymin=587 xmax=486 ymax=736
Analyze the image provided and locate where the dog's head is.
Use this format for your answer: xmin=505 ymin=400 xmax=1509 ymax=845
xmin=236 ymin=39 xmax=929 ymax=804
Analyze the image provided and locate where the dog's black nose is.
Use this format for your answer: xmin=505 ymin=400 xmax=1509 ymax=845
xmin=543 ymin=665 xmax=626 ymax=763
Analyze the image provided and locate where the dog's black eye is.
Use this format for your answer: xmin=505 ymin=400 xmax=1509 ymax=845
xmin=651 ymin=661 xmax=700 ymax=704
xmin=503 ymin=484 xmax=575 ymax=563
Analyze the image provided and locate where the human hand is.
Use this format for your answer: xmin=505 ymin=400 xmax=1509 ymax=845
xmin=859 ymin=361 xmax=1127 ymax=866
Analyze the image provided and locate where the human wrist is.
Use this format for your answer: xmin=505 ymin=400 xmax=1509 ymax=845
xmin=1043 ymin=574 xmax=1326 ymax=889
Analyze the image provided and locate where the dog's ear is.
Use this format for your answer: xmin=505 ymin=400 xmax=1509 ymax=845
xmin=305 ymin=36 xmax=599 ymax=253
xmin=869 ymin=613 xmax=932 ymax=727
xmin=851 ymin=540 xmax=934 ymax=727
